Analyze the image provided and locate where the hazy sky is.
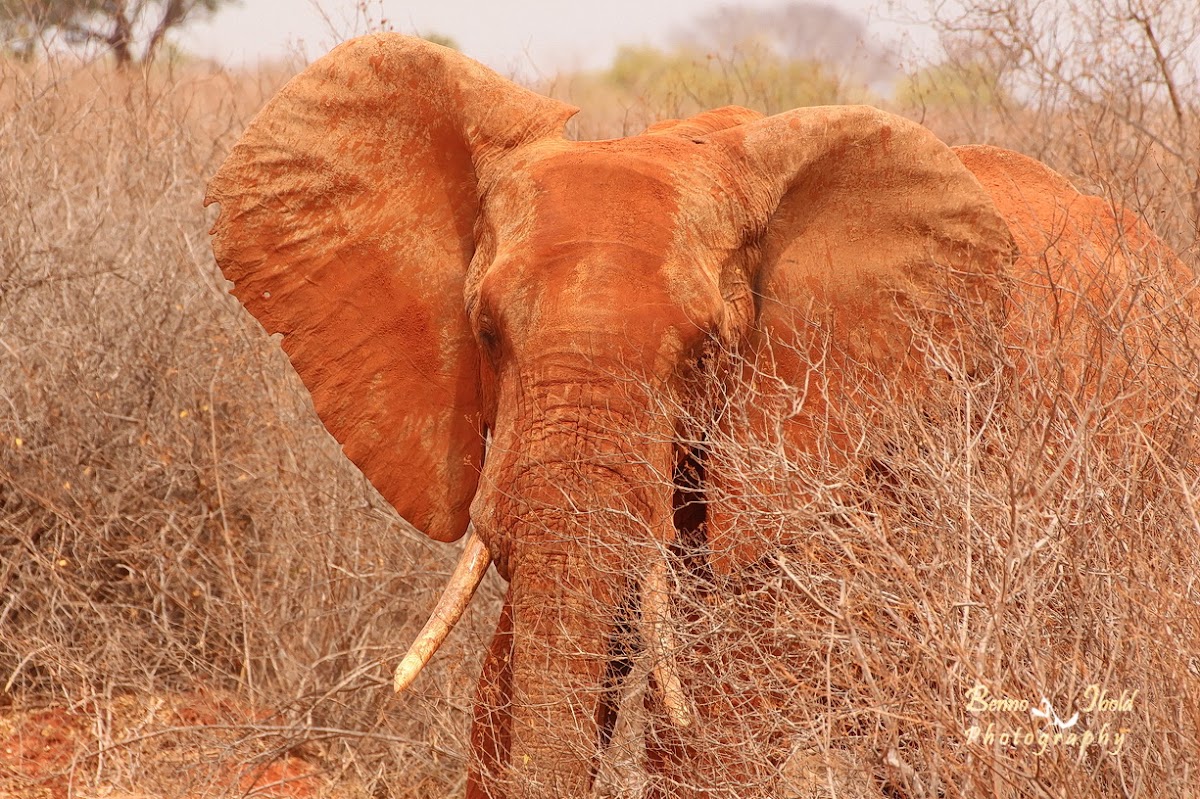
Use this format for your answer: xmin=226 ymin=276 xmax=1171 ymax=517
xmin=179 ymin=0 xmax=939 ymax=73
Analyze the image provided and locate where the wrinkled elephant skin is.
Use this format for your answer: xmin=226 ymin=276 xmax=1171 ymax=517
xmin=205 ymin=34 xmax=1190 ymax=799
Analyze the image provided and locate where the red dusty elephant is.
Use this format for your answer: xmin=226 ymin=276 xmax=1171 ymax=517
xmin=205 ymin=34 xmax=1191 ymax=798
xmin=956 ymin=145 xmax=1195 ymax=479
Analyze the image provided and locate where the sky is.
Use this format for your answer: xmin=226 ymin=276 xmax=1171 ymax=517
xmin=178 ymin=0 xmax=942 ymax=74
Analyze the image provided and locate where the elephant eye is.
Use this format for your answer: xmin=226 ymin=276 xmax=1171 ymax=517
xmin=477 ymin=314 xmax=501 ymax=355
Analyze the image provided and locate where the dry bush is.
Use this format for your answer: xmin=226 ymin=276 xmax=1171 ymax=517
xmin=907 ymin=0 xmax=1200 ymax=255
xmin=544 ymin=44 xmax=875 ymax=140
xmin=0 ymin=57 xmax=496 ymax=798
xmin=607 ymin=237 xmax=1200 ymax=796
xmin=2 ymin=7 xmax=1198 ymax=797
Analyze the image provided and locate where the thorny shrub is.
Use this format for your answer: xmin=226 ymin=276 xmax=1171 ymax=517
xmin=624 ymin=244 xmax=1200 ymax=796
xmin=0 ymin=60 xmax=495 ymax=798
xmin=555 ymin=235 xmax=1197 ymax=798
xmin=2 ymin=17 xmax=1199 ymax=799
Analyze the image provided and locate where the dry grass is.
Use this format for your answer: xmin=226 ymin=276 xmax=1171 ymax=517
xmin=643 ymin=253 xmax=1200 ymax=796
xmin=1 ymin=27 xmax=1198 ymax=799
xmin=551 ymin=235 xmax=1198 ymax=798
xmin=0 ymin=58 xmax=495 ymax=798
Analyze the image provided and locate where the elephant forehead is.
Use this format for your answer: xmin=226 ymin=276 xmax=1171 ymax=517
xmin=525 ymin=147 xmax=684 ymax=250
xmin=475 ymin=143 xmax=731 ymax=345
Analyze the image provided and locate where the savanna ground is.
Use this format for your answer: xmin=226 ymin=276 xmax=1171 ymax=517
xmin=2 ymin=3 xmax=1199 ymax=797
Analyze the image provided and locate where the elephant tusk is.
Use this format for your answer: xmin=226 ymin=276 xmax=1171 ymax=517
xmin=642 ymin=560 xmax=692 ymax=728
xmin=393 ymin=530 xmax=491 ymax=694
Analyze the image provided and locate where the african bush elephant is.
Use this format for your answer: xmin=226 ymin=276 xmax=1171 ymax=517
xmin=205 ymin=34 xmax=1190 ymax=798
xmin=956 ymin=144 xmax=1194 ymax=463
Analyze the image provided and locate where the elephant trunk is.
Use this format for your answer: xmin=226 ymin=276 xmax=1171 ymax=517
xmin=474 ymin=386 xmax=678 ymax=796
xmin=506 ymin=542 xmax=617 ymax=796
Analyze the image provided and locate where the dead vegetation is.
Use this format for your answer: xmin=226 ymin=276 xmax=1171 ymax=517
xmin=0 ymin=60 xmax=494 ymax=798
xmin=643 ymin=246 xmax=1200 ymax=796
xmin=1 ymin=8 xmax=1198 ymax=797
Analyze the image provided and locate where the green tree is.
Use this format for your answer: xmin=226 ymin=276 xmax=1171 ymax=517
xmin=0 ymin=0 xmax=232 ymax=67
xmin=420 ymin=32 xmax=458 ymax=50
xmin=605 ymin=39 xmax=848 ymax=118
xmin=896 ymin=60 xmax=1007 ymax=111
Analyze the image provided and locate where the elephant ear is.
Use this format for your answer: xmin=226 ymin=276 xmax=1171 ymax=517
xmin=204 ymin=34 xmax=576 ymax=542
xmin=703 ymin=106 xmax=1015 ymax=573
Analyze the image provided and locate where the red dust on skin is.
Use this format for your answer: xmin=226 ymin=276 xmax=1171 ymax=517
xmin=205 ymin=33 xmax=1189 ymax=799
xmin=205 ymin=35 xmax=575 ymax=545
xmin=879 ymin=124 xmax=893 ymax=155
xmin=956 ymin=144 xmax=1195 ymax=420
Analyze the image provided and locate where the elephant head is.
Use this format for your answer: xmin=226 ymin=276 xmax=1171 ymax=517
xmin=205 ymin=34 xmax=1015 ymax=798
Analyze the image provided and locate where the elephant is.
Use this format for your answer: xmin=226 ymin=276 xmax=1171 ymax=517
xmin=957 ymin=144 xmax=1195 ymax=459
xmin=204 ymin=34 xmax=1191 ymax=799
